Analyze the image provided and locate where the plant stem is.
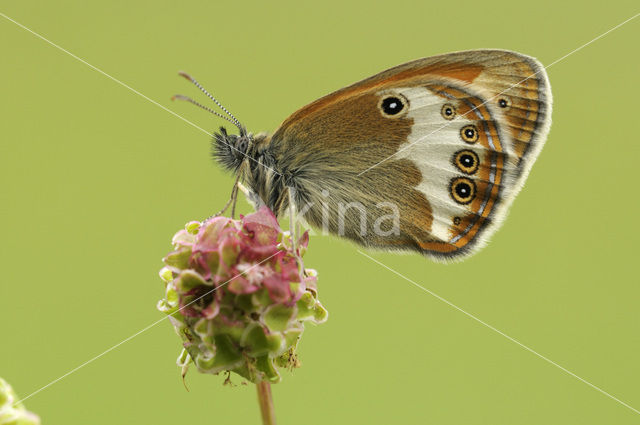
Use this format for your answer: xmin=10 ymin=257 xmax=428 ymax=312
xmin=256 ymin=381 xmax=276 ymax=425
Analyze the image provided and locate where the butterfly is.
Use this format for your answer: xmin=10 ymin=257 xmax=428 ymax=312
xmin=174 ymin=49 xmax=552 ymax=261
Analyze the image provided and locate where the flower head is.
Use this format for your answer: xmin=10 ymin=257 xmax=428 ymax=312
xmin=158 ymin=206 xmax=328 ymax=383
xmin=0 ymin=378 xmax=40 ymax=425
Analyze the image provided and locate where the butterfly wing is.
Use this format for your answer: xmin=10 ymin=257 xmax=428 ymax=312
xmin=267 ymin=49 xmax=552 ymax=260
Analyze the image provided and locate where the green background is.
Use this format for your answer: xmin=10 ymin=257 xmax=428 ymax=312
xmin=1 ymin=1 xmax=639 ymax=424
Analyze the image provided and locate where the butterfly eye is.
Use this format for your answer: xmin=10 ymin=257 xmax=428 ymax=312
xmin=441 ymin=103 xmax=456 ymax=120
xmin=450 ymin=177 xmax=476 ymax=205
xmin=460 ymin=125 xmax=479 ymax=143
xmin=378 ymin=94 xmax=408 ymax=117
xmin=237 ymin=137 xmax=248 ymax=154
xmin=453 ymin=150 xmax=479 ymax=174
xmin=497 ymin=97 xmax=510 ymax=109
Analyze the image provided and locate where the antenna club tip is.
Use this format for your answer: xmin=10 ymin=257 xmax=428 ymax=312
xmin=178 ymin=71 xmax=194 ymax=82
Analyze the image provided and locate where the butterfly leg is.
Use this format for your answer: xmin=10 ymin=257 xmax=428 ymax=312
xmin=287 ymin=186 xmax=305 ymax=274
xmin=205 ymin=173 xmax=242 ymax=221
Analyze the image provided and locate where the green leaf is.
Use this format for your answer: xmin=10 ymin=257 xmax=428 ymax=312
xmin=205 ymin=251 xmax=220 ymax=276
xmin=240 ymin=323 xmax=284 ymax=356
xmin=193 ymin=318 xmax=211 ymax=340
xmin=255 ymin=355 xmax=281 ymax=383
xmin=192 ymin=334 xmax=243 ymax=373
xmin=176 ymin=269 xmax=209 ymax=292
xmin=158 ymin=266 xmax=174 ymax=282
xmin=163 ymin=248 xmax=191 ymax=270
xmin=283 ymin=323 xmax=303 ymax=349
xmin=234 ymin=292 xmax=259 ymax=312
xmin=263 ymin=304 xmax=295 ymax=332
xmin=296 ymin=292 xmax=328 ymax=323
xmin=185 ymin=221 xmax=201 ymax=234
xmin=295 ymin=292 xmax=316 ymax=320
xmin=210 ymin=334 xmax=244 ymax=369
xmin=312 ymin=302 xmax=329 ymax=323
xmin=176 ymin=348 xmax=191 ymax=367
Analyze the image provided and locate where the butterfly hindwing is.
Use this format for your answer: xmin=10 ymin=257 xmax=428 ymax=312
xmin=390 ymin=82 xmax=511 ymax=257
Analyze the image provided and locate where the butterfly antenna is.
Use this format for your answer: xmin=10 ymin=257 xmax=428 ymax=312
xmin=171 ymin=94 xmax=238 ymax=127
xmin=177 ymin=71 xmax=244 ymax=132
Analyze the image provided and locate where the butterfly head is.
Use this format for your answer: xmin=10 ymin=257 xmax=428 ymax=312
xmin=213 ymin=126 xmax=254 ymax=171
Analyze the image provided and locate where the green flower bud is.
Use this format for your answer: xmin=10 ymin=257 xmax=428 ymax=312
xmin=0 ymin=378 xmax=40 ymax=425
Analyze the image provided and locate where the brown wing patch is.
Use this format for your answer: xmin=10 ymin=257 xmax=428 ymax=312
xmin=269 ymin=90 xmax=435 ymax=251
